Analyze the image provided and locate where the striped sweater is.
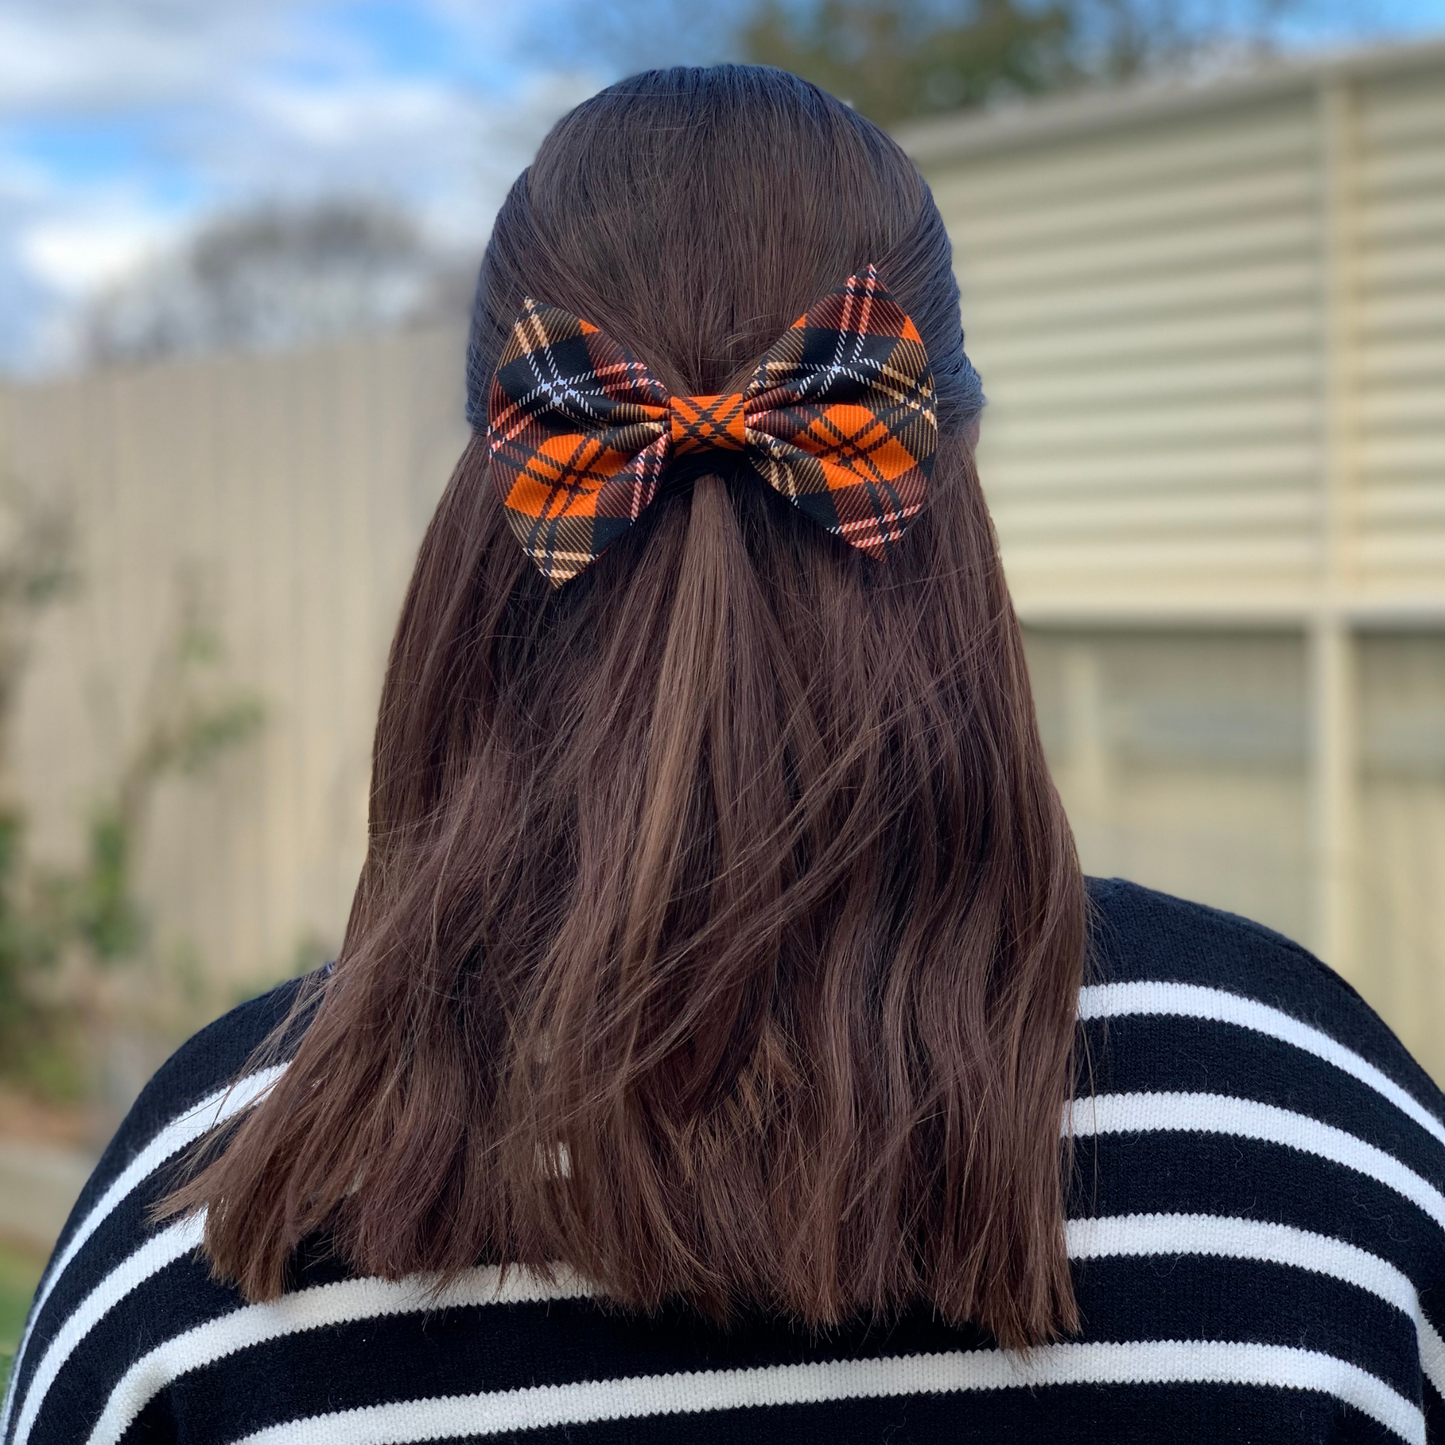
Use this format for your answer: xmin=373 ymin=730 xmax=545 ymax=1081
xmin=5 ymin=876 xmax=1445 ymax=1445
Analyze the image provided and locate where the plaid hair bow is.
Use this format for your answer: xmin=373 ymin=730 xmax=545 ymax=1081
xmin=486 ymin=265 xmax=937 ymax=586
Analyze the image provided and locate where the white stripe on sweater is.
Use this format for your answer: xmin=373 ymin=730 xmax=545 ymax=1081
xmin=0 ymin=1066 xmax=284 ymax=1443
xmin=76 ymin=1209 xmax=1445 ymax=1445
xmin=15 ymin=986 xmax=1445 ymax=1444
xmin=1078 ymin=981 xmax=1445 ymax=1150
xmin=1069 ymin=1091 xmax=1445 ymax=1234
xmin=1067 ymin=1212 xmax=1445 ymax=1398
xmin=220 ymin=1341 xmax=1424 ymax=1445
xmin=10 ymin=1217 xmax=205 ymax=1445
xmin=84 ymin=1266 xmax=592 ymax=1445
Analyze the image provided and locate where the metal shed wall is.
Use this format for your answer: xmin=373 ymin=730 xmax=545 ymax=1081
xmin=908 ymin=40 xmax=1445 ymax=1074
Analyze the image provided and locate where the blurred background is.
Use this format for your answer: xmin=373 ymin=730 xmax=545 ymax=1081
xmin=1 ymin=0 xmax=1443 ymax=1372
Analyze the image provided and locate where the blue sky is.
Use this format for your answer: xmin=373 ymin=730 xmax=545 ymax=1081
xmin=2 ymin=0 xmax=1443 ymax=375
xmin=0 ymin=0 xmax=602 ymax=372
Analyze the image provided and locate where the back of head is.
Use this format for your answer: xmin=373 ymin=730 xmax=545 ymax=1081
xmin=180 ymin=64 xmax=1085 ymax=1348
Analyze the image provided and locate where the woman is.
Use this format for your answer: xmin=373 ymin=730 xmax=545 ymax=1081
xmin=6 ymin=64 xmax=1444 ymax=1445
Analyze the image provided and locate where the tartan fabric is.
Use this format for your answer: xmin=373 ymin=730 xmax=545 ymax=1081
xmin=670 ymin=393 xmax=748 ymax=456
xmin=487 ymin=265 xmax=937 ymax=585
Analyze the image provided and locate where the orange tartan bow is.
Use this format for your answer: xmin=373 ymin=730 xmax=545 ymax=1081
xmin=486 ymin=265 xmax=938 ymax=586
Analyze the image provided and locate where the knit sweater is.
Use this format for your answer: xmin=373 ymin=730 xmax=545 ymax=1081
xmin=5 ymin=877 xmax=1445 ymax=1445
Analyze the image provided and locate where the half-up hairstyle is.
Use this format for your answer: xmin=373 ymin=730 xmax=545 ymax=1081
xmin=169 ymin=63 xmax=1086 ymax=1349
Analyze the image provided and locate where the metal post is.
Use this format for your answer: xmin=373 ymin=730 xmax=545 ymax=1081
xmin=1311 ymin=77 xmax=1360 ymax=975
xmin=1063 ymin=642 xmax=1112 ymax=874
xmin=1309 ymin=618 xmax=1358 ymax=975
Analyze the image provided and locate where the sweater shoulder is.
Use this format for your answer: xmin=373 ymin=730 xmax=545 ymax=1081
xmin=1084 ymin=875 xmax=1445 ymax=1119
xmin=0 ymin=975 xmax=324 ymax=1445
xmin=110 ymin=974 xmax=311 ymax=1146
xmin=53 ymin=973 xmax=317 ymax=1257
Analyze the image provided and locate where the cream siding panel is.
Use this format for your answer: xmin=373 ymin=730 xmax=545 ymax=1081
xmin=1357 ymin=635 xmax=1445 ymax=1076
xmin=910 ymin=43 xmax=1445 ymax=1076
xmin=926 ymin=99 xmax=1316 ymax=208
xmin=930 ymin=92 xmax=1325 ymax=614
xmin=1355 ymin=70 xmax=1445 ymax=599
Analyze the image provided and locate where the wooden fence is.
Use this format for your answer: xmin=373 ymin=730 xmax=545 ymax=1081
xmin=0 ymin=324 xmax=467 ymax=1001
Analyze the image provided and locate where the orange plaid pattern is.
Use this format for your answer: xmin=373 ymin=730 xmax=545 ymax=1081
xmin=670 ymin=394 xmax=748 ymax=456
xmin=487 ymin=265 xmax=937 ymax=585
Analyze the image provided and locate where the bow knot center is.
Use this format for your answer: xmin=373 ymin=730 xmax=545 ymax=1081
xmin=670 ymin=393 xmax=748 ymax=456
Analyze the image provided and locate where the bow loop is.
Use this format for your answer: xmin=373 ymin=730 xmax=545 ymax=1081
xmin=487 ymin=266 xmax=938 ymax=585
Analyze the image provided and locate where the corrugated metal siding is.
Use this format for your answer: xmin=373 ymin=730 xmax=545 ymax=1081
xmin=1356 ymin=71 xmax=1445 ymax=591
xmin=1024 ymin=629 xmax=1312 ymax=943
xmin=1358 ymin=635 xmax=1445 ymax=1073
xmin=932 ymin=94 xmax=1326 ymax=612
xmin=912 ymin=44 xmax=1445 ymax=1077
xmin=920 ymin=50 xmax=1445 ymax=621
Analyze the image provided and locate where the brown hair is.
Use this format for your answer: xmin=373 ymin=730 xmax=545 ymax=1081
xmin=172 ymin=64 xmax=1086 ymax=1348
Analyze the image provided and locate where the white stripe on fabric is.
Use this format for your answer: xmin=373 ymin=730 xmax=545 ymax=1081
xmin=85 ymin=1266 xmax=592 ymax=1445
xmin=0 ymin=1066 xmax=284 ymax=1443
xmin=1067 ymin=1212 xmax=1445 ymax=1399
xmin=10 ymin=1216 xmax=205 ymax=1445
xmin=1069 ymin=1091 xmax=1445 ymax=1234
xmin=1078 ymin=981 xmax=1445 ymax=1150
xmin=42 ymin=1206 xmax=1444 ymax=1445
xmin=220 ymin=1341 xmax=1423 ymax=1445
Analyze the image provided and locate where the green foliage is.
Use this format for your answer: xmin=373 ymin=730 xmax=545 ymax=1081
xmin=65 ymin=807 xmax=147 ymax=965
xmin=542 ymin=0 xmax=1355 ymax=129
xmin=572 ymin=0 xmax=1307 ymax=128
xmin=39 ymin=605 xmax=266 ymax=979
xmin=743 ymin=0 xmax=1080 ymax=123
xmin=0 ymin=485 xmax=265 ymax=1093
xmin=47 ymin=601 xmax=266 ymax=978
xmin=0 ymin=481 xmax=79 ymax=1087
xmin=0 ymin=807 xmax=71 ymax=1089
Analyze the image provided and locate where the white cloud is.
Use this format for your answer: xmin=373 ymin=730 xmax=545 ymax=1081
xmin=243 ymin=77 xmax=469 ymax=148
xmin=20 ymin=210 xmax=180 ymax=294
xmin=0 ymin=0 xmax=595 ymax=373
xmin=0 ymin=1 xmax=306 ymax=116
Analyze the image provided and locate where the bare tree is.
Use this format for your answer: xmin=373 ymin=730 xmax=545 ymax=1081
xmin=86 ymin=199 xmax=462 ymax=365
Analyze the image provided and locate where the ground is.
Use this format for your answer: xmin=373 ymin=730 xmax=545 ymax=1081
xmin=0 ymin=1236 xmax=47 ymax=1394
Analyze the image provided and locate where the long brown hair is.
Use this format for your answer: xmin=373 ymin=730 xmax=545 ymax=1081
xmin=173 ymin=64 xmax=1086 ymax=1347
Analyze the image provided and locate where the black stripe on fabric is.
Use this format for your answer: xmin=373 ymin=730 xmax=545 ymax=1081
xmin=42 ymin=977 xmax=308 ymax=1266
xmin=18 ymin=1175 xmax=179 ymax=1344
xmin=6 ymin=976 xmax=315 ymax=1441
xmin=23 ymin=1256 xmax=244 ymax=1445
xmin=6 ymin=1169 xmax=218 ymax=1423
xmin=1086 ymin=878 xmax=1445 ymax=1120
xmin=137 ymin=1252 xmax=1422 ymax=1444
xmin=135 ymin=1297 xmax=993 ymax=1443
xmin=140 ymin=1381 xmax=1405 ymax=1445
xmin=1426 ymin=1370 xmax=1445 ymax=1438
xmin=1070 ymin=1130 xmax=1445 ymax=1282
xmin=1071 ymin=1254 xmax=1422 ymax=1400
xmin=1080 ymin=1012 xmax=1445 ymax=1180
xmin=524 ymin=1386 xmax=1401 ymax=1445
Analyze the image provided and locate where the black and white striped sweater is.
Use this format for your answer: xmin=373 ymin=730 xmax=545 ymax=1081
xmin=5 ymin=877 xmax=1445 ymax=1445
